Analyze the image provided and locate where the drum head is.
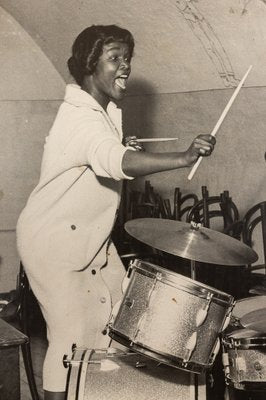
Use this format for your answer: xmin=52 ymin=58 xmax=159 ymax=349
xmin=232 ymin=296 xmax=266 ymax=319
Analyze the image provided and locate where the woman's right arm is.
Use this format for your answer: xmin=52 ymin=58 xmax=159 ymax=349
xmin=121 ymin=134 xmax=216 ymax=178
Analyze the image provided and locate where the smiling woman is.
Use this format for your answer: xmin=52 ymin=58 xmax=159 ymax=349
xmin=82 ymin=40 xmax=132 ymax=109
xmin=16 ymin=24 xmax=215 ymax=400
xmin=68 ymin=25 xmax=134 ymax=109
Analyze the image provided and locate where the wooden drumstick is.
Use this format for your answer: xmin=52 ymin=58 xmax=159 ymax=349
xmin=188 ymin=65 xmax=253 ymax=181
xmin=136 ymin=138 xmax=178 ymax=142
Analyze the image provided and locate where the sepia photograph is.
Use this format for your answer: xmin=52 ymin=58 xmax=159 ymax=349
xmin=0 ymin=1 xmax=265 ymax=399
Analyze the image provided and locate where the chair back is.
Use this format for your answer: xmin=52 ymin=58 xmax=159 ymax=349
xmin=173 ymin=187 xmax=199 ymax=221
xmin=186 ymin=186 xmax=239 ymax=231
xmin=242 ymin=201 xmax=266 ymax=270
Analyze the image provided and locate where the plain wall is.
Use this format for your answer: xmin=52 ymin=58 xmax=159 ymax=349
xmin=122 ymin=87 xmax=265 ymax=214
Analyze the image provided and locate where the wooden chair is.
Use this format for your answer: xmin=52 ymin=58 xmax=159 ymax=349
xmin=186 ymin=186 xmax=239 ymax=230
xmin=185 ymin=186 xmax=242 ymax=296
xmin=241 ymin=201 xmax=266 ymax=295
xmin=0 ymin=263 xmax=40 ymax=400
xmin=173 ymin=187 xmax=199 ymax=221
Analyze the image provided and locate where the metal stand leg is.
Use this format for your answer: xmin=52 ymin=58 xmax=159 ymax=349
xmin=191 ymin=260 xmax=196 ymax=280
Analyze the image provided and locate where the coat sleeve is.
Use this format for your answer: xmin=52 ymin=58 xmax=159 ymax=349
xmin=61 ymin=115 xmax=135 ymax=180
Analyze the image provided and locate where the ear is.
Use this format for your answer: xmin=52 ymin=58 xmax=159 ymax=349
xmin=84 ymin=58 xmax=97 ymax=75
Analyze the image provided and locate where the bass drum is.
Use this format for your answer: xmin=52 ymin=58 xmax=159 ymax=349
xmin=109 ymin=259 xmax=234 ymax=374
xmin=65 ymin=347 xmax=206 ymax=400
xmin=222 ymin=328 xmax=266 ymax=391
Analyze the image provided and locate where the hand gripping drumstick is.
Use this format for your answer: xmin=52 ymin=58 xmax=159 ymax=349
xmin=188 ymin=65 xmax=253 ymax=181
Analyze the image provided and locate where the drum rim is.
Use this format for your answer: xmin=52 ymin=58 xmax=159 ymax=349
xmin=223 ymin=335 xmax=266 ymax=348
xmin=131 ymin=259 xmax=234 ymax=304
xmin=109 ymin=329 xmax=211 ymax=374
xmin=226 ymin=380 xmax=266 ymax=391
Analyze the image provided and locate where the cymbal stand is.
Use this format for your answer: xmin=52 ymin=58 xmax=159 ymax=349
xmin=190 ymin=259 xmax=196 ymax=280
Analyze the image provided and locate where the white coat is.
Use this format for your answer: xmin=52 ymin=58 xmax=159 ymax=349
xmin=16 ymin=84 xmax=133 ymax=391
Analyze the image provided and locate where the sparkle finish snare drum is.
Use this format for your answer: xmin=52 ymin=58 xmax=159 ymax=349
xmin=109 ymin=259 xmax=234 ymax=374
xmin=222 ymin=328 xmax=266 ymax=391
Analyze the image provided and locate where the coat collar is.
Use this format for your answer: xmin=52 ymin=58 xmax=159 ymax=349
xmin=64 ymin=84 xmax=123 ymax=138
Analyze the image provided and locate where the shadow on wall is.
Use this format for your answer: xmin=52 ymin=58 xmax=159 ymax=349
xmin=118 ymin=78 xmax=157 ymax=138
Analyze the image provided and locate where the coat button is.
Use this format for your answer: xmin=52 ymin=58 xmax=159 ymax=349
xmin=91 ymin=269 xmax=96 ymax=275
xmin=100 ymin=297 xmax=106 ymax=303
xmin=71 ymin=225 xmax=76 ymax=230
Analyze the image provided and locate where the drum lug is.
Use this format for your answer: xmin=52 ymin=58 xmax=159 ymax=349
xmin=196 ymin=292 xmax=213 ymax=327
xmin=222 ymin=351 xmax=231 ymax=382
xmin=135 ymin=361 xmax=147 ymax=368
xmin=235 ymin=356 xmax=246 ymax=373
xmin=221 ymin=301 xmax=236 ymax=332
xmin=209 ymin=338 xmax=220 ymax=364
xmin=156 ymin=272 xmax=162 ymax=281
xmin=63 ymin=354 xmax=70 ymax=368
xmin=183 ymin=331 xmax=197 ymax=363
xmin=72 ymin=343 xmax=77 ymax=352
xmin=124 ymin=297 xmax=135 ymax=308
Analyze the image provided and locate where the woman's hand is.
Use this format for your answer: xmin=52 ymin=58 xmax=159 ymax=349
xmin=124 ymin=136 xmax=144 ymax=151
xmin=185 ymin=134 xmax=216 ymax=166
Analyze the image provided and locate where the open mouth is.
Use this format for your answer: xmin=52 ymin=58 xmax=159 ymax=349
xmin=115 ymin=75 xmax=128 ymax=90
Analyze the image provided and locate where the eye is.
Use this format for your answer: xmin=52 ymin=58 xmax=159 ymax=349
xmin=109 ymin=54 xmax=120 ymax=62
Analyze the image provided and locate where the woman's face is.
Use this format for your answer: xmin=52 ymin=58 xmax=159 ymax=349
xmin=85 ymin=41 xmax=132 ymax=109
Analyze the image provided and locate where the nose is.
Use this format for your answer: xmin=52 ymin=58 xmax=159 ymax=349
xmin=120 ymin=58 xmax=130 ymax=71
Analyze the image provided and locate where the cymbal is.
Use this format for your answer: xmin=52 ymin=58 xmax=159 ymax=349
xmin=241 ymin=308 xmax=266 ymax=333
xmin=125 ymin=218 xmax=258 ymax=266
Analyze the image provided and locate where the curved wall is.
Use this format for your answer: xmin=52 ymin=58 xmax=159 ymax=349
xmin=0 ymin=6 xmax=65 ymax=290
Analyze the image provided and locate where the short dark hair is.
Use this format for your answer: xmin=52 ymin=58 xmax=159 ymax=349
xmin=67 ymin=25 xmax=135 ymax=85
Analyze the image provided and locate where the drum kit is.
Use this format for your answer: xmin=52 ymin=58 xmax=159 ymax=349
xmin=66 ymin=218 xmax=266 ymax=399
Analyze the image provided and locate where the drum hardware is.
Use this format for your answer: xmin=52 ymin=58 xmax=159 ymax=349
xmin=195 ymin=292 xmax=213 ymax=327
xmin=221 ymin=302 xmax=236 ymax=332
xmin=191 ymin=259 xmax=197 ymax=280
xmin=207 ymin=338 xmax=221 ymax=367
xmin=183 ymin=332 xmax=197 ymax=364
xmin=63 ymin=349 xmax=95 ymax=368
xmin=63 ymin=347 xmax=128 ymax=368
xmin=124 ymin=297 xmax=134 ymax=308
xmin=225 ymin=336 xmax=266 ymax=349
xmin=63 ymin=354 xmax=70 ymax=368
xmin=130 ymin=273 xmax=162 ymax=343
xmin=222 ymin=352 xmax=231 ymax=383
xmin=135 ymin=361 xmax=147 ymax=368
